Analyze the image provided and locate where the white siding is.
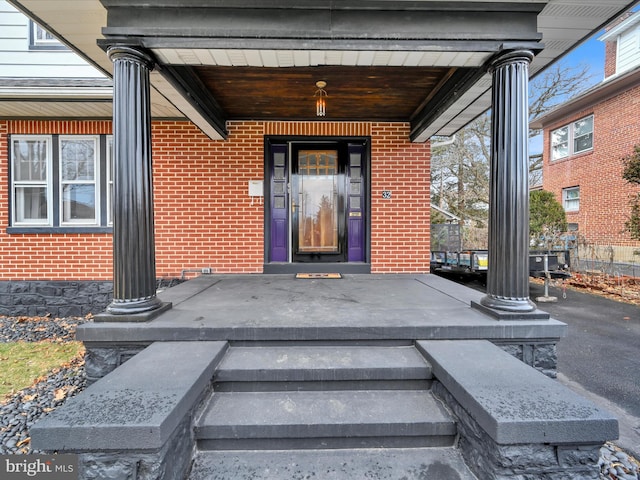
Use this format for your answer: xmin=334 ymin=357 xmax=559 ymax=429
xmin=616 ymin=23 xmax=640 ymax=75
xmin=0 ymin=0 xmax=103 ymax=78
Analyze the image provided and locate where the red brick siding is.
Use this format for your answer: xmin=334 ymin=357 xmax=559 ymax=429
xmin=9 ymin=120 xmax=112 ymax=135
xmin=542 ymin=85 xmax=640 ymax=247
xmin=370 ymin=123 xmax=431 ymax=273
xmin=1 ymin=121 xmax=113 ymax=281
xmin=604 ymin=41 xmax=618 ymax=78
xmin=1 ymin=120 xmax=431 ymax=280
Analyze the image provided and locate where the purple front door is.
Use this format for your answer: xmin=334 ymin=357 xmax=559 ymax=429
xmin=267 ymin=139 xmax=367 ymax=264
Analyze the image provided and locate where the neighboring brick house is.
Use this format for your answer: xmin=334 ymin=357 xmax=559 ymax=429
xmin=532 ymin=11 xmax=640 ymax=266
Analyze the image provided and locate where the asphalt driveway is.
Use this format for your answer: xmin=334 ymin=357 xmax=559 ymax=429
xmin=528 ymin=282 xmax=640 ymax=417
xmin=531 ymin=282 xmax=640 ymax=457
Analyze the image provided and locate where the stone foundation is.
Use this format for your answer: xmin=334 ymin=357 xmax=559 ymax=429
xmin=433 ymin=381 xmax=602 ymax=479
xmin=0 ymin=281 xmax=113 ymax=317
xmin=84 ymin=344 xmax=149 ymax=384
xmin=79 ymin=416 xmax=194 ymax=480
xmin=83 ymin=341 xmax=560 ymax=385
xmin=0 ymin=279 xmax=184 ymax=318
xmin=496 ymin=342 xmax=558 ymax=378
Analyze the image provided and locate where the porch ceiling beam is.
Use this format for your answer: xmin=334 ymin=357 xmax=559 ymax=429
xmin=134 ymin=39 xmax=518 ymax=55
xmin=101 ymin=0 xmax=547 ymax=10
xmin=410 ymin=68 xmax=488 ymax=143
xmin=410 ymin=41 xmax=544 ymax=142
xmin=156 ymin=65 xmax=229 ymax=140
xmin=100 ymin=6 xmax=543 ymax=46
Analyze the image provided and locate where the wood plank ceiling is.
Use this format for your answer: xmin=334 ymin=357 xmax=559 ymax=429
xmin=194 ymin=65 xmax=457 ymax=121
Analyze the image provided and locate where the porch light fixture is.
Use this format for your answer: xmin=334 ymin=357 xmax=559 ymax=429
xmin=314 ymin=81 xmax=327 ymax=117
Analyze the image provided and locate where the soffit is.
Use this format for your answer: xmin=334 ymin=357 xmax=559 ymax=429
xmin=6 ymin=0 xmax=639 ymax=141
xmin=5 ymin=0 xmax=180 ymax=119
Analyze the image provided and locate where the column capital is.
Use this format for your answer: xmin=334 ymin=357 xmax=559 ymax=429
xmin=107 ymin=45 xmax=155 ymax=70
xmin=488 ymin=49 xmax=534 ymax=72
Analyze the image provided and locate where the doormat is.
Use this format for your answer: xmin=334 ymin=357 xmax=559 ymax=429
xmin=295 ymin=273 xmax=342 ymax=279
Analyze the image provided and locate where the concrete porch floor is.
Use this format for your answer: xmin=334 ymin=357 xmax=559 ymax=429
xmin=35 ymin=274 xmax=619 ymax=480
xmin=79 ymin=273 xmax=567 ymax=344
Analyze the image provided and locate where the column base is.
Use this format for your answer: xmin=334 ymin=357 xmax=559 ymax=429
xmin=480 ymin=294 xmax=537 ymax=312
xmin=98 ymin=301 xmax=171 ymax=323
xmin=472 ymin=295 xmax=550 ymax=321
xmin=106 ymin=296 xmax=164 ymax=316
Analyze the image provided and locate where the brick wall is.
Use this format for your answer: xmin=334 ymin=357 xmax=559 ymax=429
xmin=542 ymin=85 xmax=640 ymax=248
xmin=370 ymin=123 xmax=431 ymax=273
xmin=1 ymin=120 xmax=113 ymax=282
xmin=602 ymin=12 xmax=633 ymax=78
xmin=604 ymin=41 xmax=617 ymax=78
xmin=0 ymin=119 xmax=431 ymax=281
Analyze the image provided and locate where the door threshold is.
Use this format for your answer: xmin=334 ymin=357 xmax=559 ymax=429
xmin=263 ymin=263 xmax=371 ymax=274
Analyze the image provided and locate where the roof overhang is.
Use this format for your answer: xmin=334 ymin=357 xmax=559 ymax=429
xmin=530 ymin=64 xmax=640 ymax=129
xmin=6 ymin=0 xmax=640 ymax=142
xmin=599 ymin=9 xmax=640 ymax=41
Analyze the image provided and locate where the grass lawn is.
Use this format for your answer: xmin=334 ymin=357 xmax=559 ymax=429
xmin=0 ymin=341 xmax=84 ymax=400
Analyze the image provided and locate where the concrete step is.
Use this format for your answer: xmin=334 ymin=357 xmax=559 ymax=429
xmin=214 ymin=345 xmax=432 ymax=391
xmin=195 ymin=390 xmax=456 ymax=450
xmin=188 ymin=447 xmax=478 ymax=480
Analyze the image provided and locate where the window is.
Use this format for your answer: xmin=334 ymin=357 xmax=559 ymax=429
xmin=60 ymin=137 xmax=98 ymax=225
xmin=551 ymin=115 xmax=593 ymax=160
xmin=11 ymin=137 xmax=52 ymax=225
xmin=563 ymin=187 xmax=580 ymax=212
xmin=10 ymin=135 xmax=112 ymax=231
xmin=29 ymin=21 xmax=67 ymax=50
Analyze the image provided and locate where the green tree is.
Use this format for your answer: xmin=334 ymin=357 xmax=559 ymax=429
xmin=529 ymin=190 xmax=567 ymax=246
xmin=622 ymin=144 xmax=640 ymax=240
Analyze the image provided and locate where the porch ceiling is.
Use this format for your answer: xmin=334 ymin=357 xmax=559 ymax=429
xmin=6 ymin=0 xmax=640 ymax=142
xmin=191 ymin=65 xmax=458 ymax=121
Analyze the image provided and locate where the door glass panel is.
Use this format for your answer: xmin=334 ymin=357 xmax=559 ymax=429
xmin=297 ymin=150 xmax=338 ymax=253
xmin=274 ymin=152 xmax=285 ymax=166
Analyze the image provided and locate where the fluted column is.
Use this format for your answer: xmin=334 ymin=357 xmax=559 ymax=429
xmin=480 ymin=50 xmax=536 ymax=313
xmin=106 ymin=46 xmax=162 ymax=315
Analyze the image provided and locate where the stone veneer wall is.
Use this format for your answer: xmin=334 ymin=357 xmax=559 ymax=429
xmin=432 ymin=381 xmax=602 ymax=479
xmin=0 ymin=279 xmax=186 ymax=318
xmin=497 ymin=342 xmax=558 ymax=378
xmin=82 ymin=341 xmax=560 ymax=385
xmin=0 ymin=281 xmax=113 ymax=317
xmin=78 ymin=415 xmax=195 ymax=480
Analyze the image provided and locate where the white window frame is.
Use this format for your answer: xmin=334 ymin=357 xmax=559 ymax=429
xmin=11 ymin=136 xmax=53 ymax=226
xmin=28 ymin=21 xmax=66 ymax=50
xmin=551 ymin=115 xmax=594 ymax=161
xmin=107 ymin=136 xmax=114 ymax=226
xmin=59 ymin=136 xmax=100 ymax=226
xmin=563 ymin=186 xmax=580 ymax=212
